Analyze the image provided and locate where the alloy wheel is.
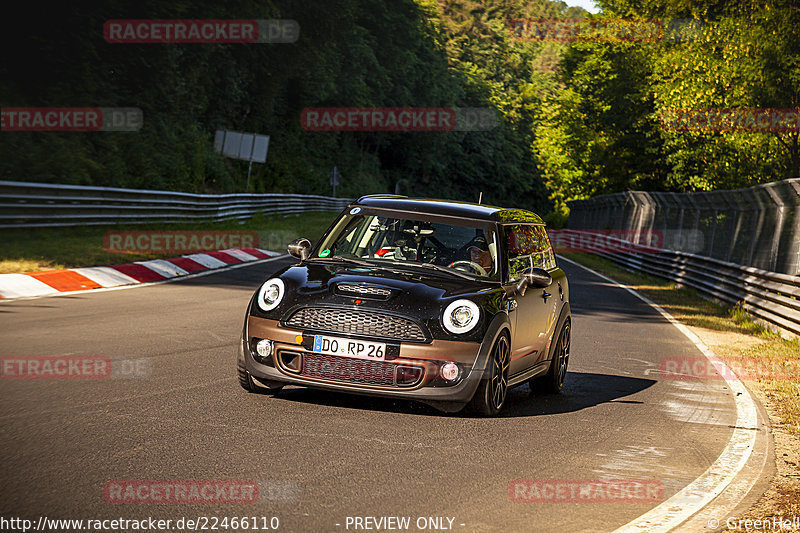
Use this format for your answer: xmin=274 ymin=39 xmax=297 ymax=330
xmin=489 ymin=335 xmax=510 ymax=410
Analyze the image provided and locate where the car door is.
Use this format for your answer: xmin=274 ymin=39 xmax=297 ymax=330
xmin=505 ymin=224 xmax=560 ymax=377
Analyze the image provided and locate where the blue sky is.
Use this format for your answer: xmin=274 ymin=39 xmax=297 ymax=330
xmin=564 ymin=0 xmax=601 ymax=13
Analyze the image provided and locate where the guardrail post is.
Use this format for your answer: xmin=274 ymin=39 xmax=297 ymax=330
xmin=746 ymin=189 xmax=767 ymax=268
xmin=785 ymin=180 xmax=800 ymax=274
xmin=763 ymin=182 xmax=786 ymax=273
xmin=723 ymin=191 xmax=743 ymax=263
xmin=675 ymin=195 xmax=686 ymax=252
xmin=684 ymin=194 xmax=701 ymax=255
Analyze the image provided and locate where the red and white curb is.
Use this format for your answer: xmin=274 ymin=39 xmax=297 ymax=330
xmin=0 ymin=248 xmax=280 ymax=301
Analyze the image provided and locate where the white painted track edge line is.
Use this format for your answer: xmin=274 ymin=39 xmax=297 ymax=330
xmin=0 ymin=254 xmax=289 ymax=303
xmin=557 ymin=255 xmax=761 ymax=533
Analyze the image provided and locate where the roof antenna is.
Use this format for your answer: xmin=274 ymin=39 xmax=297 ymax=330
xmin=478 ymin=192 xmax=483 ymax=205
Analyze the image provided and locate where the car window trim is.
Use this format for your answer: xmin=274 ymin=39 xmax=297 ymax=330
xmin=348 ymin=206 xmax=496 ymax=228
xmin=499 ymin=222 xmax=559 ymax=282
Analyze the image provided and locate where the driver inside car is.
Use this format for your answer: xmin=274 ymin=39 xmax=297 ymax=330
xmin=466 ymin=236 xmax=492 ymax=271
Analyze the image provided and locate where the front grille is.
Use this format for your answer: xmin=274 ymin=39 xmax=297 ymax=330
xmin=301 ymin=353 xmax=396 ymax=386
xmin=336 ymin=284 xmax=392 ymax=299
xmin=285 ymin=307 xmax=427 ymax=341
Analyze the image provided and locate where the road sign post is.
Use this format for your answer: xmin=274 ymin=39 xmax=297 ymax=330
xmin=329 ymin=166 xmax=341 ymax=197
xmin=214 ymin=130 xmax=270 ymax=192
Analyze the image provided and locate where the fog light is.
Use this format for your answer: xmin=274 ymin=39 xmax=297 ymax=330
xmin=256 ymin=339 xmax=273 ymax=359
xmin=440 ymin=362 xmax=459 ymax=382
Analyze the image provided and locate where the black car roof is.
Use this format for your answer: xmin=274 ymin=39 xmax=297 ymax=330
xmin=353 ymin=195 xmax=544 ymax=224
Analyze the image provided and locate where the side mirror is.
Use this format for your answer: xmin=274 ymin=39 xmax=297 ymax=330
xmin=288 ymin=238 xmax=312 ymax=260
xmin=514 ymin=267 xmax=552 ymax=296
xmin=523 ymin=267 xmax=552 ymax=288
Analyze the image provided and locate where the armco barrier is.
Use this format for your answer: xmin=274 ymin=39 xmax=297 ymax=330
xmin=0 ymin=180 xmax=352 ymax=228
xmin=566 ymin=179 xmax=800 ymax=275
xmin=556 ymin=229 xmax=800 ymax=336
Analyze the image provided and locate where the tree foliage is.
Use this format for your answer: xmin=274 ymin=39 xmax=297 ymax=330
xmin=4 ymin=0 xmax=789 ymax=211
xmin=0 ymin=0 xmax=579 ymax=212
xmin=536 ymin=0 xmax=799 ymax=210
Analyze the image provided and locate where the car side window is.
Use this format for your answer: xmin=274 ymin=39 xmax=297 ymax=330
xmin=505 ymin=225 xmax=557 ymax=281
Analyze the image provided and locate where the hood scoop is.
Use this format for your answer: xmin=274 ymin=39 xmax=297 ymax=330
xmin=334 ymin=283 xmax=394 ymax=300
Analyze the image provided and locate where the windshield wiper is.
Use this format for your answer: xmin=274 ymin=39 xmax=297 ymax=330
xmin=322 ymin=255 xmax=376 ymax=268
xmin=407 ymin=261 xmax=476 ymax=281
xmin=319 ymin=255 xmax=478 ymax=281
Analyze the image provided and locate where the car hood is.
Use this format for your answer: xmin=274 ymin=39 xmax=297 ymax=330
xmin=249 ymin=259 xmax=505 ymax=341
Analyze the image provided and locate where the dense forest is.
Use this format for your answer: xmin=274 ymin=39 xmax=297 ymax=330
xmin=537 ymin=0 xmax=799 ymax=216
xmin=1 ymin=0 xmax=797 ymax=216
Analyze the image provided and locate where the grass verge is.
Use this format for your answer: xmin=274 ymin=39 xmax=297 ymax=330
xmin=0 ymin=211 xmax=340 ymax=274
xmin=561 ymin=252 xmax=799 ymax=524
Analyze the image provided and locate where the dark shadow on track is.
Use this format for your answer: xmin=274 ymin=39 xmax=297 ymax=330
xmin=500 ymin=372 xmax=655 ymax=418
xmin=254 ymin=371 xmax=655 ymax=419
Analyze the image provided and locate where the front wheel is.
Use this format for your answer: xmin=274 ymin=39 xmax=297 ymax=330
xmin=237 ymin=354 xmax=283 ymax=395
xmin=533 ymin=319 xmax=570 ymax=394
xmin=470 ymin=334 xmax=510 ymax=416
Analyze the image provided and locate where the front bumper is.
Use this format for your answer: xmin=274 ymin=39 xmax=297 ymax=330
xmin=240 ymin=316 xmax=487 ymax=408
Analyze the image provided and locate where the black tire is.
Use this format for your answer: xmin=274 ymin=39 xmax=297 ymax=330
xmin=469 ymin=334 xmax=510 ymax=416
xmin=237 ymin=357 xmax=283 ymax=395
xmin=535 ymin=318 xmax=570 ymax=394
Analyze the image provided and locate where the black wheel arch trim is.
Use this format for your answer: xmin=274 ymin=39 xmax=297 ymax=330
xmin=472 ymin=310 xmax=511 ymax=375
xmin=546 ymin=302 xmax=571 ymax=363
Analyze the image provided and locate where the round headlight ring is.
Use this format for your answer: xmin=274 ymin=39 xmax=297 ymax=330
xmin=443 ymin=299 xmax=480 ymax=334
xmin=257 ymin=278 xmax=285 ymax=311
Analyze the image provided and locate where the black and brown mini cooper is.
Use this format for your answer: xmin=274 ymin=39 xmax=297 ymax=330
xmin=237 ymin=196 xmax=571 ymax=416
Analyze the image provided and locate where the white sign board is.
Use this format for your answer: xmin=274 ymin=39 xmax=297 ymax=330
xmin=215 ymin=130 xmax=269 ymax=163
xmin=222 ymin=131 xmax=243 ymax=159
xmin=251 ymin=135 xmax=270 ymax=163
xmin=238 ymin=134 xmax=255 ymax=161
xmin=213 ymin=130 xmax=225 ymax=153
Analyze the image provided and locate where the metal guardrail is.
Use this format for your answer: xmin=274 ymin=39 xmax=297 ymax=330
xmin=567 ymin=179 xmax=800 ymax=275
xmin=0 ymin=180 xmax=353 ymax=228
xmin=557 ymin=229 xmax=800 ymax=336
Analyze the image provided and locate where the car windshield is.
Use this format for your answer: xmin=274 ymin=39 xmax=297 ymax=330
xmin=315 ymin=212 xmax=499 ymax=280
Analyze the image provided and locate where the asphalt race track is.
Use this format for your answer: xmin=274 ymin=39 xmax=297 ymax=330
xmin=0 ymin=258 xmax=770 ymax=532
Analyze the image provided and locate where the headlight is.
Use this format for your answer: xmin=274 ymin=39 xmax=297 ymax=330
xmin=442 ymin=299 xmax=480 ymax=334
xmin=257 ymin=278 xmax=285 ymax=311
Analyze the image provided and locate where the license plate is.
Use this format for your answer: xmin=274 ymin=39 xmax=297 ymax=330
xmin=312 ymin=335 xmax=386 ymax=361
